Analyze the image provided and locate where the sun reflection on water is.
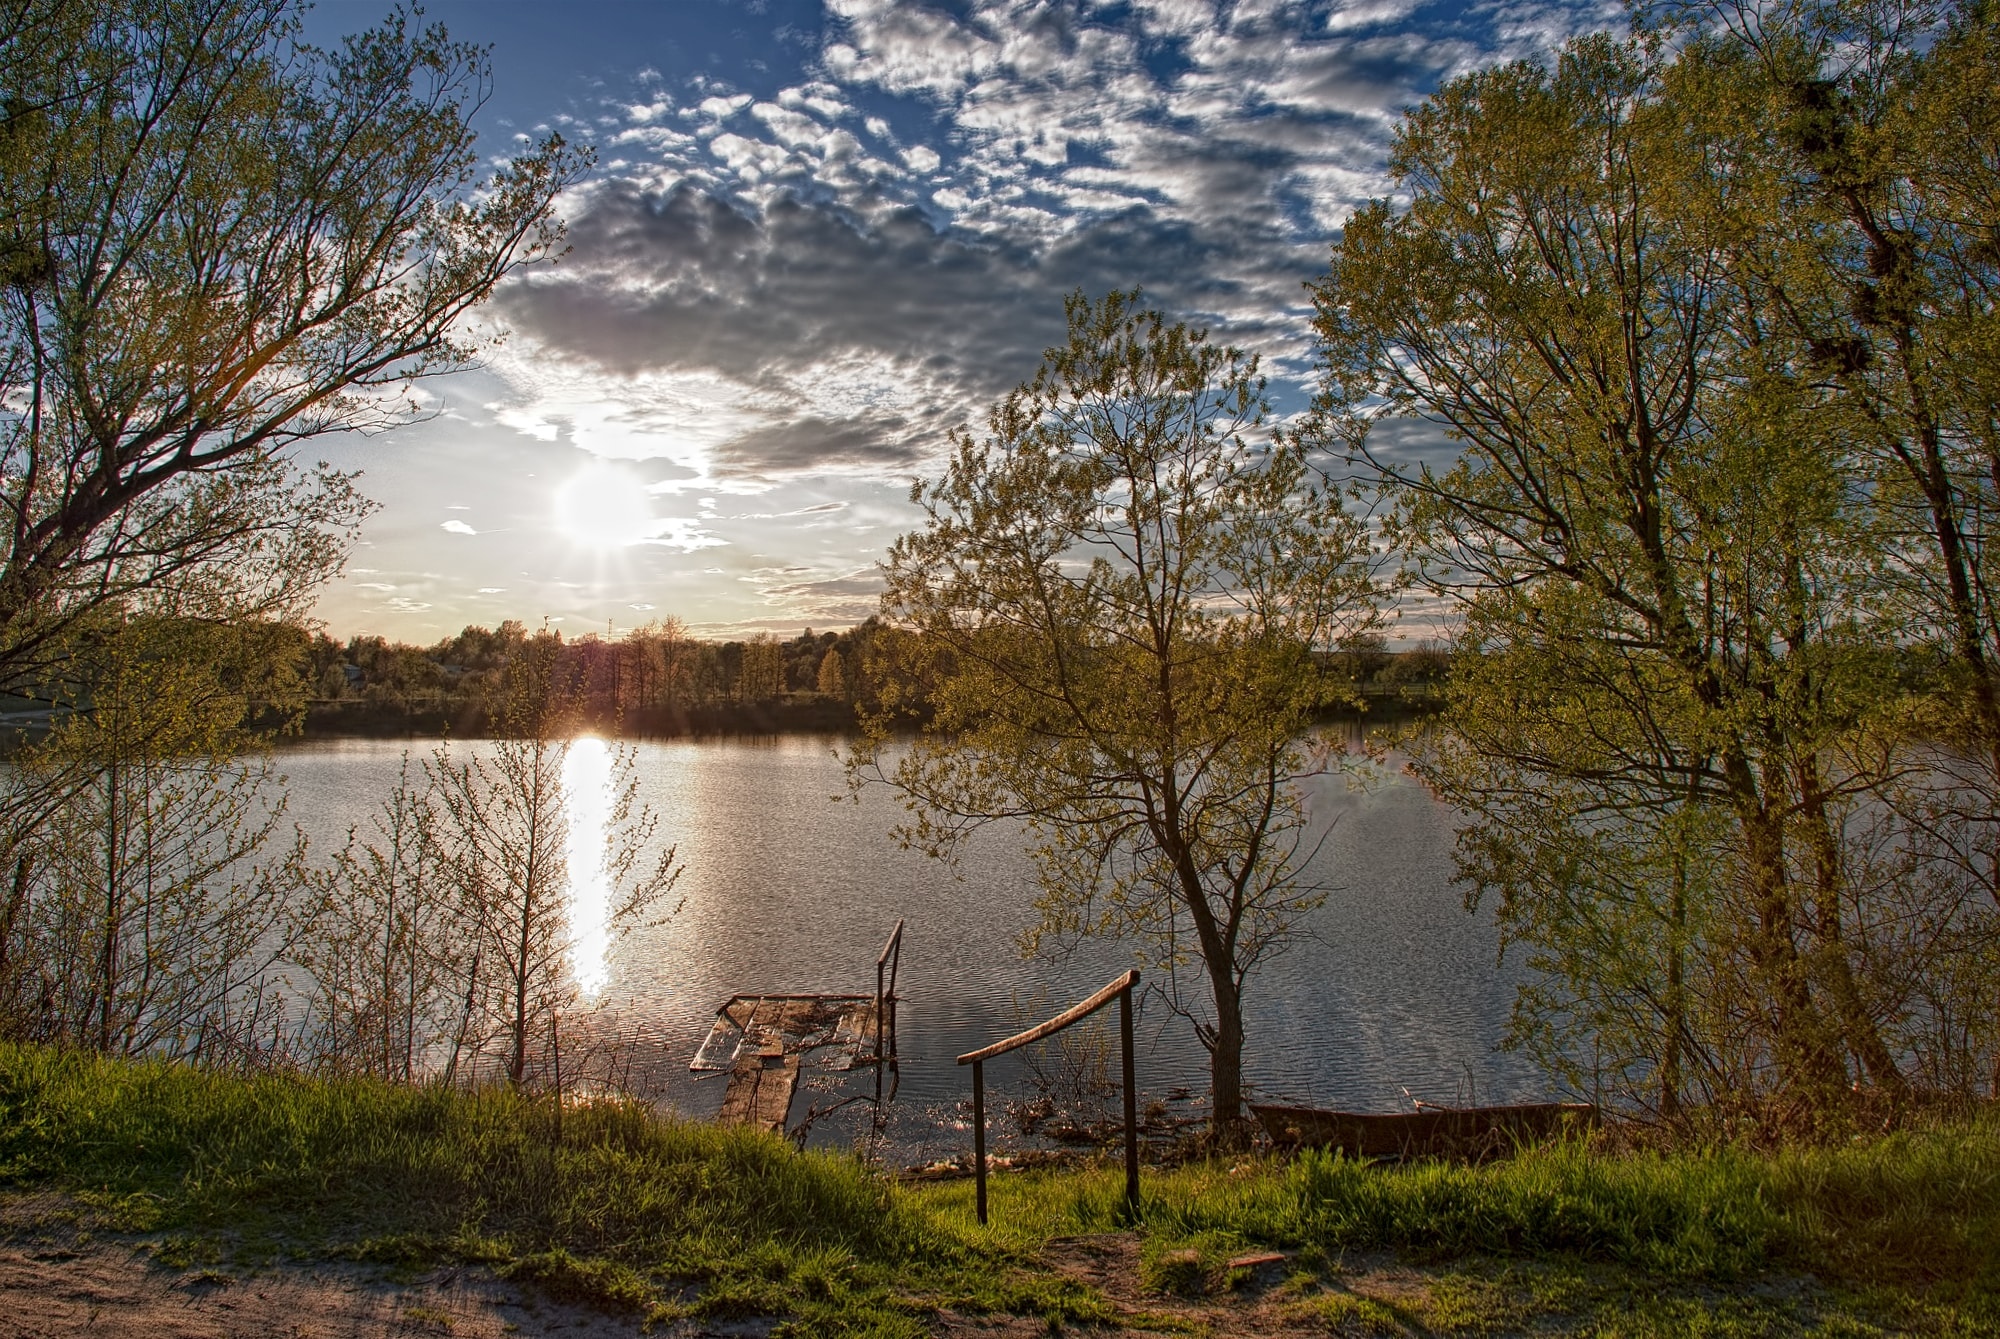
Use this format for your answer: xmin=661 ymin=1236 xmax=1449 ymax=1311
xmin=564 ymin=736 xmax=614 ymax=998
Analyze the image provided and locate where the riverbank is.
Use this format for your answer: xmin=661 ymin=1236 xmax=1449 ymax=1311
xmin=0 ymin=1044 xmax=1993 ymax=1336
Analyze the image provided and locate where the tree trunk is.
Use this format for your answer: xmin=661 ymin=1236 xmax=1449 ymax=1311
xmin=1738 ymin=799 xmax=1846 ymax=1110
xmin=1661 ymin=847 xmax=1686 ymax=1121
xmin=97 ymin=761 xmax=121 ymax=1054
xmin=1204 ymin=960 xmax=1246 ymax=1140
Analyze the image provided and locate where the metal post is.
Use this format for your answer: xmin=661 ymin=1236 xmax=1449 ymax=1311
xmin=1120 ymin=984 xmax=1139 ymax=1213
xmin=972 ymin=1058 xmax=987 ymax=1225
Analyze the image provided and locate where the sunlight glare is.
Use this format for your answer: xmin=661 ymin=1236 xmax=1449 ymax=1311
xmin=554 ymin=462 xmax=654 ymax=548
xmin=564 ymin=736 xmax=614 ymax=998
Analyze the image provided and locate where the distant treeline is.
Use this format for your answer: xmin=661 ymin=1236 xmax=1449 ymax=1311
xmin=300 ymin=618 xmax=1445 ymax=737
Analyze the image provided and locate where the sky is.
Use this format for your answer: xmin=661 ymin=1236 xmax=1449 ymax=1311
xmin=300 ymin=0 xmax=1618 ymax=644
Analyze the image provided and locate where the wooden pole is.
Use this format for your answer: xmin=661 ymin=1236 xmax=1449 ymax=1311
xmin=1121 ymin=983 xmax=1139 ymax=1214
xmin=972 ymin=1058 xmax=987 ymax=1225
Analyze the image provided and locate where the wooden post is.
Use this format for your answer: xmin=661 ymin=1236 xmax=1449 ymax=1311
xmin=972 ymin=1058 xmax=987 ymax=1225
xmin=1121 ymin=982 xmax=1138 ymax=1214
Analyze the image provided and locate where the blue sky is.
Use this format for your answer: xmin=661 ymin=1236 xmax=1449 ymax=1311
xmin=300 ymin=0 xmax=1615 ymax=642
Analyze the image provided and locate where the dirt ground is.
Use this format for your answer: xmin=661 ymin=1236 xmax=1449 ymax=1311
xmin=0 ymin=1232 xmax=1345 ymax=1339
xmin=0 ymin=1202 xmax=1364 ymax=1339
xmin=0 ymin=1194 xmax=1851 ymax=1338
xmin=0 ymin=1192 xmax=767 ymax=1339
xmin=937 ymin=1232 xmax=1422 ymax=1338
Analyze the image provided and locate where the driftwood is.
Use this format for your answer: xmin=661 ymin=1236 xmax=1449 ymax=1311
xmin=1251 ymin=1100 xmax=1598 ymax=1161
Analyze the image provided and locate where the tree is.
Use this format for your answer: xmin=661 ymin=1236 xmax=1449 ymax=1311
xmin=816 ymin=646 xmax=848 ymax=699
xmin=1311 ymin=23 xmax=1998 ymax=1122
xmin=0 ymin=0 xmax=585 ymax=696
xmin=857 ymin=290 xmax=1381 ymax=1136
xmin=302 ymin=755 xmax=459 ymax=1082
xmin=737 ymin=633 xmax=783 ymax=702
xmin=0 ymin=618 xmax=315 ymax=1057
xmin=1664 ymin=0 xmax=2000 ymax=1093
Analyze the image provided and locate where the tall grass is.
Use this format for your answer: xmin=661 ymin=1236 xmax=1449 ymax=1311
xmin=0 ymin=1042 xmax=1090 ymax=1336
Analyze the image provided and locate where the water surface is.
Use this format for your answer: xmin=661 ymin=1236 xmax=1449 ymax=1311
xmin=278 ymin=734 xmax=1549 ymax=1157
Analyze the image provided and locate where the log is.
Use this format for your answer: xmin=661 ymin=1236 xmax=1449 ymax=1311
xmin=1251 ymin=1101 xmax=1597 ymax=1161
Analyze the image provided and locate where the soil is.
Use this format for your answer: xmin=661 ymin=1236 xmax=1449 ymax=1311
xmin=0 ymin=1210 xmax=1395 ymax=1339
xmin=935 ymin=1232 xmax=1400 ymax=1337
xmin=0 ymin=1192 xmax=769 ymax=1339
xmin=0 ymin=1193 xmax=1840 ymax=1338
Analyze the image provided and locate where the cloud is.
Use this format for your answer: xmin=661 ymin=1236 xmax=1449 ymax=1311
xmin=478 ymin=0 xmax=1583 ymax=499
xmin=440 ymin=519 xmax=477 ymax=535
xmin=712 ymin=415 xmax=920 ymax=475
xmin=756 ymin=569 xmax=886 ymax=623
xmin=353 ymin=0 xmax=1627 ymax=642
xmin=496 ymin=182 xmax=1321 ymax=478
xmin=643 ymin=517 xmax=730 ymax=551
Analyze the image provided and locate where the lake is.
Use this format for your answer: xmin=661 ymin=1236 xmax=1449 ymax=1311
xmin=277 ymin=733 xmax=1551 ymax=1159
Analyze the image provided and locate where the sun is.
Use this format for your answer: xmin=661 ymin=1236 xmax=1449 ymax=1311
xmin=553 ymin=462 xmax=655 ymax=548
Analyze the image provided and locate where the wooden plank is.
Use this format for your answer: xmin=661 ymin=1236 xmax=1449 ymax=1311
xmin=958 ymin=970 xmax=1139 ymax=1064
xmin=824 ymin=1003 xmax=879 ymax=1071
xmin=746 ymin=996 xmax=787 ymax=1057
xmin=717 ymin=1054 xmax=801 ymax=1133
xmin=692 ymin=991 xmax=878 ymax=1077
xmin=753 ymin=1055 xmax=800 ymax=1131
xmin=716 ymin=1063 xmax=800 ymax=1135
xmin=779 ymin=997 xmax=820 ymax=1036
xmin=690 ymin=1013 xmax=744 ymax=1071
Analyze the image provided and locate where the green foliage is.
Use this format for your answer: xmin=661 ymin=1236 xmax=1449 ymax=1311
xmin=0 ymin=1042 xmax=934 ymax=1330
xmin=0 ymin=0 xmax=585 ymax=697
xmin=0 ymin=616 xmax=317 ymax=1055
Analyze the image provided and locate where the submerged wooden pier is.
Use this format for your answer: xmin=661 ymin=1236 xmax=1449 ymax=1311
xmin=692 ymin=922 xmax=903 ymax=1135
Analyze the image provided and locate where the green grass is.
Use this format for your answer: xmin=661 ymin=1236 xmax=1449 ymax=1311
xmin=1 ymin=1041 xmax=1996 ymax=1335
xmin=0 ymin=1042 xmax=1104 ymax=1336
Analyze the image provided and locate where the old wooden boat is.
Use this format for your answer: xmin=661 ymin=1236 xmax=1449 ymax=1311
xmin=1251 ymin=1100 xmax=1598 ymax=1160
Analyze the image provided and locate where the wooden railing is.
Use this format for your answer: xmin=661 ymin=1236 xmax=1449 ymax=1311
xmin=875 ymin=919 xmax=904 ymax=1062
xmin=957 ymin=968 xmax=1140 ymax=1225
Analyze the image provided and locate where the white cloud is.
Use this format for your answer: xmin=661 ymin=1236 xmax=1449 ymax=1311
xmin=692 ymin=93 xmax=752 ymax=120
xmin=440 ymin=519 xmax=477 ymax=535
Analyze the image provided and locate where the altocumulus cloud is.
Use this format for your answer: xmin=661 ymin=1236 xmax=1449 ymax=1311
xmin=490 ymin=0 xmax=1617 ymax=486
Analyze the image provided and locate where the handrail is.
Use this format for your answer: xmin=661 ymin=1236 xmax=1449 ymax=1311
xmin=874 ymin=919 xmax=904 ymax=1070
xmin=957 ymin=968 xmax=1138 ymax=1065
xmin=956 ymin=967 xmax=1141 ymax=1226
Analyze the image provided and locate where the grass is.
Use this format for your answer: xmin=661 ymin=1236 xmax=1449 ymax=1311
xmin=1 ymin=1041 xmax=1996 ymax=1335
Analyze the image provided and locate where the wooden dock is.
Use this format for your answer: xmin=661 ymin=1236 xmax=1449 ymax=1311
xmin=694 ymin=923 xmax=904 ymax=1136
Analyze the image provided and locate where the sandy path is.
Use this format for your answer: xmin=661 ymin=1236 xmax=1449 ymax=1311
xmin=0 ymin=1242 xmax=713 ymax=1339
xmin=0 ymin=1189 xmax=773 ymax=1339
